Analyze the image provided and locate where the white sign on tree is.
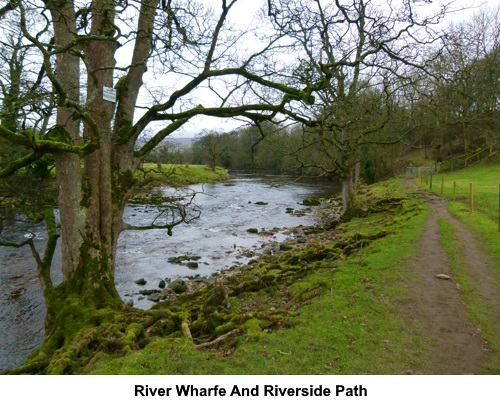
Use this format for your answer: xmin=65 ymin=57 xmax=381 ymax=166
xmin=102 ymin=86 xmax=116 ymax=103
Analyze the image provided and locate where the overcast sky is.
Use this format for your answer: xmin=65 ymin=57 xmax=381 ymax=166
xmin=167 ymin=0 xmax=500 ymax=138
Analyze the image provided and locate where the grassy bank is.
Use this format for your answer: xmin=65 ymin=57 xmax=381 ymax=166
xmin=428 ymin=163 xmax=500 ymax=219
xmin=0 ymin=164 xmax=230 ymax=210
xmin=81 ymin=179 xmax=431 ymax=375
xmin=135 ymin=164 xmax=232 ymax=188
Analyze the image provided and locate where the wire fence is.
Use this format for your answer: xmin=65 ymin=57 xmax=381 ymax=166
xmin=408 ymin=170 xmax=500 ymax=231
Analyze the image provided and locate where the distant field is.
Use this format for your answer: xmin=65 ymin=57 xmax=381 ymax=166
xmin=135 ymin=164 xmax=231 ymax=186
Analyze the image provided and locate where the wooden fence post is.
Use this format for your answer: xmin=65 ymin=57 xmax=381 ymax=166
xmin=470 ymin=182 xmax=474 ymax=214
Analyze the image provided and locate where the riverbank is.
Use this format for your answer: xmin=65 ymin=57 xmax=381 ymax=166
xmin=0 ymin=164 xmax=231 ymax=210
xmin=134 ymin=163 xmax=232 ymax=187
xmin=1 ymin=172 xmax=332 ymax=372
xmin=10 ymin=167 xmax=500 ymax=374
xmin=129 ymin=164 xmax=232 ymax=204
xmin=85 ymin=172 xmax=500 ymax=374
xmin=24 ymin=178 xmax=432 ymax=374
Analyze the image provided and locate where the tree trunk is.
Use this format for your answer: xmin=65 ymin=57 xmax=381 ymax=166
xmin=42 ymin=0 xmax=124 ymax=337
xmin=354 ymin=159 xmax=361 ymax=187
xmin=49 ymin=0 xmax=85 ymax=280
xmin=341 ymin=150 xmax=356 ymax=214
xmin=342 ymin=169 xmax=355 ymax=214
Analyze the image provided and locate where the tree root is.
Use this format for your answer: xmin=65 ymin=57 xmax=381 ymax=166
xmin=195 ymin=328 xmax=242 ymax=350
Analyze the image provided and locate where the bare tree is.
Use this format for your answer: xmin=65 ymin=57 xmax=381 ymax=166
xmin=266 ymin=0 xmax=451 ymax=213
xmin=0 ymin=0 xmax=313 ymax=359
xmin=427 ymin=6 xmax=500 ymax=154
xmin=0 ymin=8 xmax=53 ymax=164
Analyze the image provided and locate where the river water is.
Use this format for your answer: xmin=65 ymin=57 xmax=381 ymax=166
xmin=0 ymin=173 xmax=338 ymax=372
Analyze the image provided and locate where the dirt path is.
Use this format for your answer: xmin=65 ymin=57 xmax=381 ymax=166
xmin=401 ymin=178 xmax=500 ymax=374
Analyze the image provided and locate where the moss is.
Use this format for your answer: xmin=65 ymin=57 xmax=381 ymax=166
xmin=214 ymin=322 xmax=237 ymax=336
xmin=44 ymin=125 xmax=72 ymax=144
xmin=81 ymin=179 xmax=92 ymax=208
xmin=190 ymin=319 xmax=205 ymax=334
xmin=124 ymin=323 xmax=141 ymax=348
xmin=244 ymin=318 xmax=263 ymax=335
xmin=112 ymin=165 xmax=136 ymax=206
xmin=115 ymin=118 xmax=133 ymax=145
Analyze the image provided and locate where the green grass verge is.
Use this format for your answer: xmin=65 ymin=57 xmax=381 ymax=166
xmin=84 ymin=179 xmax=431 ymax=375
xmin=438 ymin=218 xmax=500 ymax=373
xmin=416 ymin=162 xmax=500 ymax=278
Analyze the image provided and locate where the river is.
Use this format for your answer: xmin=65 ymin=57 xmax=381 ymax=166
xmin=0 ymin=173 xmax=338 ymax=372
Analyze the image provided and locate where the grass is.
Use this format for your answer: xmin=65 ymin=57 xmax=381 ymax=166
xmin=135 ymin=164 xmax=231 ymax=187
xmin=415 ymin=161 xmax=500 ymax=373
xmin=415 ymin=162 xmax=500 ymax=277
xmin=419 ymin=162 xmax=500 ymax=220
xmin=438 ymin=218 xmax=500 ymax=373
xmin=84 ymin=179 xmax=431 ymax=375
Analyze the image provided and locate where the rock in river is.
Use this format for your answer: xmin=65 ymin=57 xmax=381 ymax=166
xmin=184 ymin=261 xmax=199 ymax=270
xmin=139 ymin=289 xmax=160 ymax=296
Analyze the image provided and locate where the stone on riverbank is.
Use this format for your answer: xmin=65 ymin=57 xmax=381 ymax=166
xmin=169 ymin=279 xmax=188 ymax=293
xmin=302 ymin=197 xmax=321 ymax=206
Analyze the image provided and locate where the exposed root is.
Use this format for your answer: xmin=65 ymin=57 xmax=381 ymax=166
xmin=195 ymin=329 xmax=242 ymax=349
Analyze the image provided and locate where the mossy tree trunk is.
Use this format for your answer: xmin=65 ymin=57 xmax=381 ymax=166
xmin=41 ymin=0 xmax=126 ymax=338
